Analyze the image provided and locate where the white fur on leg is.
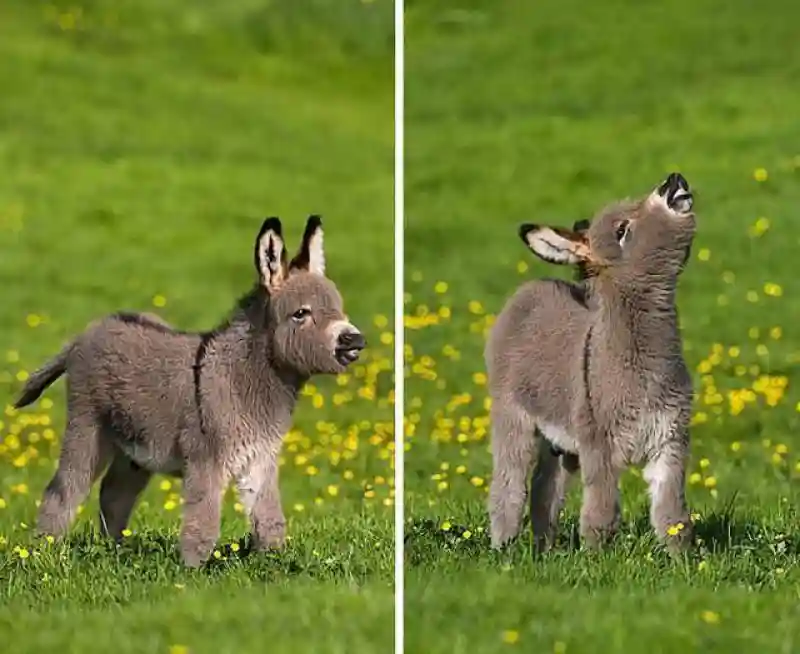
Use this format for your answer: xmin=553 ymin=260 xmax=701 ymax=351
xmin=643 ymin=439 xmax=689 ymax=537
xmin=539 ymin=421 xmax=579 ymax=455
xmin=234 ymin=460 xmax=269 ymax=515
xmin=643 ymin=454 xmax=671 ymax=501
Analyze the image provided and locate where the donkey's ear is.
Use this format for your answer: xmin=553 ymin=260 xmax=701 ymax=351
xmin=519 ymin=223 xmax=590 ymax=265
xmin=255 ymin=217 xmax=287 ymax=291
xmin=289 ymin=214 xmax=325 ymax=276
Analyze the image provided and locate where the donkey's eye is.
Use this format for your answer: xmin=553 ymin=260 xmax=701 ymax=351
xmin=292 ymin=308 xmax=311 ymax=322
xmin=616 ymin=221 xmax=631 ymax=246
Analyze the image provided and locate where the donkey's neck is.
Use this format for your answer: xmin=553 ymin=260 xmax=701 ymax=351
xmin=592 ymin=276 xmax=683 ymax=361
xmin=211 ymin=288 xmax=307 ymax=428
xmin=221 ymin=324 xmax=305 ymax=419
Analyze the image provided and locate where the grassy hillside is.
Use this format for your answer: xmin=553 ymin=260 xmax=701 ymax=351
xmin=0 ymin=1 xmax=394 ymax=652
xmin=405 ymin=0 xmax=800 ymax=651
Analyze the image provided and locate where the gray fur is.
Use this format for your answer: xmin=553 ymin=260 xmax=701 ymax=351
xmin=487 ymin=173 xmax=696 ymax=554
xmin=15 ymin=216 xmax=365 ymax=567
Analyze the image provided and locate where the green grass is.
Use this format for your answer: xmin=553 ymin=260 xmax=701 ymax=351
xmin=405 ymin=0 xmax=800 ymax=651
xmin=0 ymin=1 xmax=393 ymax=652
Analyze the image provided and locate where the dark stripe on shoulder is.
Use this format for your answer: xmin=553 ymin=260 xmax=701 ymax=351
xmin=568 ymin=282 xmax=590 ymax=308
xmin=111 ymin=312 xmax=174 ymax=334
xmin=111 ymin=311 xmax=199 ymax=336
xmin=192 ymin=330 xmax=216 ymax=437
xmin=551 ymin=279 xmax=590 ymax=309
xmin=582 ymin=324 xmax=595 ymax=424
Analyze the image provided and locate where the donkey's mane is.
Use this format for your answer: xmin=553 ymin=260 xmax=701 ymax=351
xmin=111 ymin=312 xmax=190 ymax=335
xmin=218 ymin=284 xmax=270 ymax=332
xmin=111 ymin=283 xmax=271 ymax=339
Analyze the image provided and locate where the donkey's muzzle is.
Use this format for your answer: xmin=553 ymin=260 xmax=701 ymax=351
xmin=335 ymin=331 xmax=366 ymax=366
xmin=658 ymin=172 xmax=693 ymax=214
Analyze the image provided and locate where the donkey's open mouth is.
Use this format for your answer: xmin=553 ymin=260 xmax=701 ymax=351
xmin=335 ymin=348 xmax=362 ymax=366
xmin=335 ymin=331 xmax=366 ymax=366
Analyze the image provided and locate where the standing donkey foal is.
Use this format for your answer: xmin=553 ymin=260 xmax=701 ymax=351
xmin=487 ymin=173 xmax=696 ymax=555
xmin=14 ymin=215 xmax=366 ymax=567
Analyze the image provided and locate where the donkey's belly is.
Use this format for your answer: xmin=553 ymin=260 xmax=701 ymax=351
xmin=538 ymin=421 xmax=579 ymax=455
xmin=115 ymin=439 xmax=183 ymax=475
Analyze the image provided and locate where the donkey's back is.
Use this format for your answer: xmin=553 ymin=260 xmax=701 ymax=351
xmin=18 ymin=312 xmax=201 ymax=472
xmin=486 ymin=277 xmax=590 ymax=423
xmin=74 ymin=313 xmax=199 ymax=402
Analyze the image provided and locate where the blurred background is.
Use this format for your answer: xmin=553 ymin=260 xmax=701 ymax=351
xmin=0 ymin=1 xmax=394 ymax=652
xmin=404 ymin=1 xmax=800 ymax=652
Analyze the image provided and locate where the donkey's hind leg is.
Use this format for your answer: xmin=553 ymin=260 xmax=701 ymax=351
xmin=38 ymin=414 xmax=112 ymax=538
xmin=99 ymin=453 xmax=153 ymax=539
xmin=529 ymin=445 xmax=579 ymax=552
xmin=489 ymin=404 xmax=538 ymax=549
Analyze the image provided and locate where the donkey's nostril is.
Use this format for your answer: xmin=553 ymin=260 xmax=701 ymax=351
xmin=659 ymin=172 xmax=689 ymax=197
xmin=337 ymin=331 xmax=366 ymax=351
xmin=335 ymin=331 xmax=366 ymax=367
xmin=658 ymin=172 xmax=693 ymax=213
xmin=671 ymin=172 xmax=689 ymax=191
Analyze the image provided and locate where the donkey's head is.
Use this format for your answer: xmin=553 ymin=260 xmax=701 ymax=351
xmin=520 ymin=173 xmax=696 ymax=281
xmin=254 ymin=215 xmax=365 ymax=376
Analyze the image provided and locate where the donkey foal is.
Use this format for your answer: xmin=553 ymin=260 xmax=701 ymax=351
xmin=487 ymin=173 xmax=696 ymax=555
xmin=15 ymin=216 xmax=365 ymax=567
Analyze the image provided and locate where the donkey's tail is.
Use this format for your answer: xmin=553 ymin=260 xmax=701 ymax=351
xmin=14 ymin=343 xmax=72 ymax=409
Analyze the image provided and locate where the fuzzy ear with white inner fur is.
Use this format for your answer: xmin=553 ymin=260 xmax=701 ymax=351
xmin=289 ymin=214 xmax=325 ymax=276
xmin=255 ymin=217 xmax=287 ymax=291
xmin=519 ymin=223 xmax=591 ymax=265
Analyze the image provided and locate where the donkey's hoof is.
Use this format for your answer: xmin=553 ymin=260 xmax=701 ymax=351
xmin=580 ymin=523 xmax=618 ymax=550
xmin=181 ymin=542 xmax=215 ymax=568
xmin=253 ymin=532 xmax=287 ymax=552
xmin=490 ymin=522 xmax=521 ymax=551
xmin=663 ymin=520 xmax=694 ymax=556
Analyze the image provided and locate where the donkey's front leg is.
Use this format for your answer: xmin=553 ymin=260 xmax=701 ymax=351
xmin=236 ymin=455 xmax=286 ymax=551
xmin=644 ymin=436 xmax=693 ymax=554
xmin=578 ymin=441 xmax=621 ymax=549
xmin=180 ymin=460 xmax=225 ymax=568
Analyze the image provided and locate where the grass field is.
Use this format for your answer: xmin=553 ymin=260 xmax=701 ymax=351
xmin=0 ymin=1 xmax=394 ymax=652
xmin=405 ymin=0 xmax=800 ymax=652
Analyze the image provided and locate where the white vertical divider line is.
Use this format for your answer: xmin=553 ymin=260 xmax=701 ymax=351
xmin=393 ymin=0 xmax=405 ymax=651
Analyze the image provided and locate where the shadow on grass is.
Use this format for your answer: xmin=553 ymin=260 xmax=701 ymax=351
xmin=404 ymin=495 xmax=799 ymax=567
xmin=404 ymin=518 xmax=489 ymax=567
xmin=58 ymin=530 xmax=350 ymax=581
xmin=0 ymin=527 xmax=389 ymax=609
